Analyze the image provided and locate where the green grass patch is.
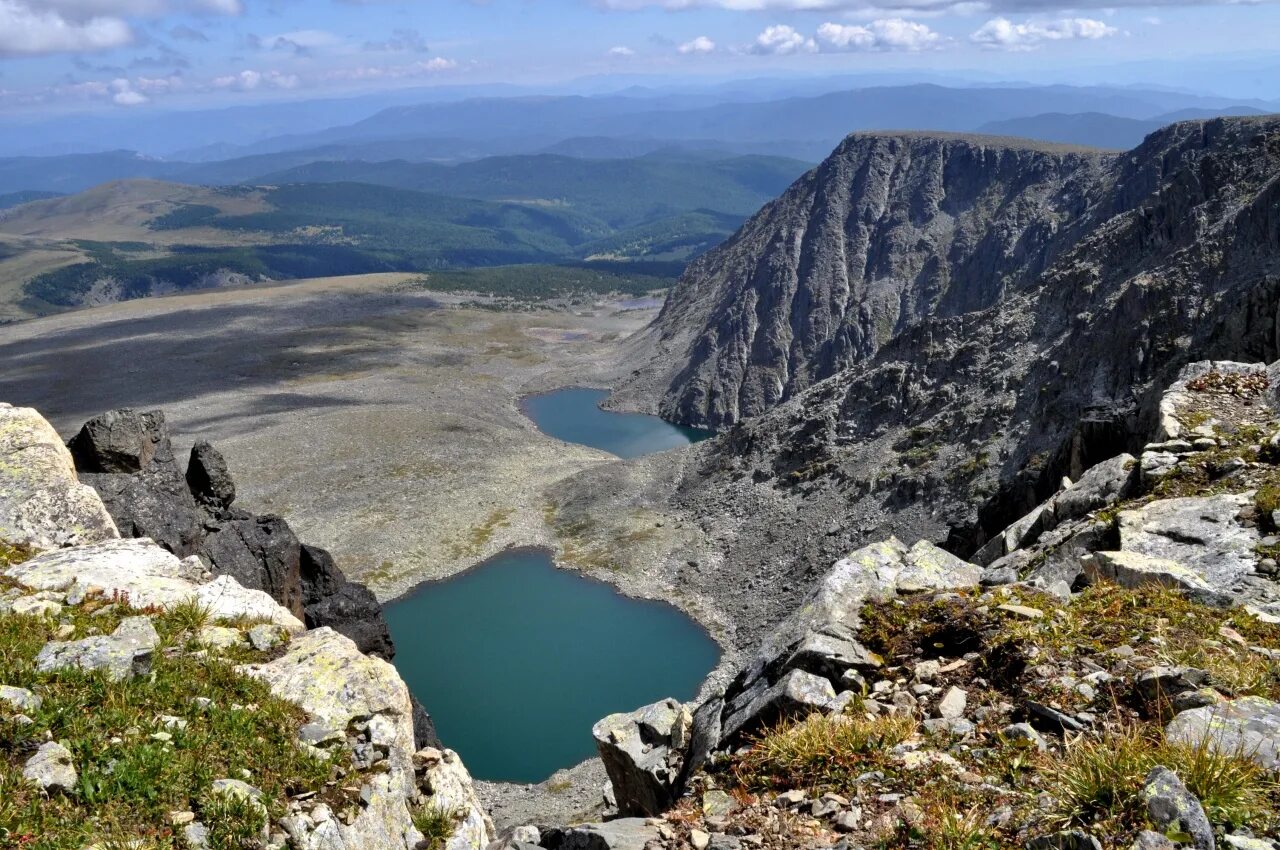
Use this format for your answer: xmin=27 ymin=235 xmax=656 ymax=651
xmin=0 ymin=596 xmax=344 ymax=850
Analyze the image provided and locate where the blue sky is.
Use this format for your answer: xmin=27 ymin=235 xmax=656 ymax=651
xmin=1 ymin=0 xmax=1277 ymax=114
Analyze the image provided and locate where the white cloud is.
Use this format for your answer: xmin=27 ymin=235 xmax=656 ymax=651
xmin=212 ymin=67 xmax=299 ymax=90
xmin=418 ymin=56 xmax=456 ymax=71
xmin=749 ymin=23 xmax=816 ymax=54
xmin=970 ymin=16 xmax=1119 ymax=50
xmin=608 ymin=44 xmax=635 ymax=56
xmin=677 ymin=34 xmax=715 ymax=53
xmin=0 ymin=0 xmax=132 ymax=55
xmin=602 ymin=0 xmax=1224 ymax=14
xmin=816 ymin=18 xmax=941 ymax=51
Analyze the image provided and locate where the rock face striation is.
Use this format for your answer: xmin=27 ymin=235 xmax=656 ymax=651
xmin=609 ymin=116 xmax=1280 ymax=582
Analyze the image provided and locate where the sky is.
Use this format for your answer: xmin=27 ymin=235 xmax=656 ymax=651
xmin=1 ymin=0 xmax=1278 ymax=115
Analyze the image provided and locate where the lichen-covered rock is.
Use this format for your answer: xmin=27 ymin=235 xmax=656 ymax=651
xmin=23 ymin=741 xmax=77 ymax=793
xmin=5 ymin=538 xmax=303 ymax=629
xmin=35 ymin=616 xmax=159 ymax=681
xmin=0 ymin=403 xmax=118 ymax=552
xmin=413 ymin=748 xmax=494 ymax=850
xmin=194 ymin=575 xmax=303 ymax=631
xmin=1141 ymin=766 xmax=1214 ymax=850
xmin=593 ymin=698 xmax=692 ymax=816
xmin=240 ymin=627 xmax=473 ymax=850
xmin=1082 ymin=551 xmax=1212 ymax=592
xmin=1166 ymin=696 xmax=1280 ymax=770
xmin=1118 ymin=495 xmax=1259 ymax=588
xmin=0 ymin=685 xmax=41 ymax=713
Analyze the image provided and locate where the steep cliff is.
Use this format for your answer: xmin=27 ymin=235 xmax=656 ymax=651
xmin=618 ymin=132 xmax=1110 ymax=430
xmin=621 ymin=117 xmax=1280 ymax=555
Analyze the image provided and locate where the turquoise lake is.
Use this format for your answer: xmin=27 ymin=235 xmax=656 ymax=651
xmin=384 ymin=388 xmax=719 ymax=782
xmin=520 ymin=386 xmax=712 ymax=458
xmin=384 ymin=549 xmax=720 ymax=782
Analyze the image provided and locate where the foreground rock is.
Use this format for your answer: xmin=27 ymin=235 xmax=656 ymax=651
xmin=35 ymin=615 xmax=159 ymax=681
xmin=67 ymin=408 xmax=395 ymax=658
xmin=594 ymin=538 xmax=983 ymax=810
xmin=23 ymin=741 xmax=77 ymax=793
xmin=0 ymin=403 xmax=117 ymax=552
xmin=593 ymin=698 xmax=691 ymax=816
xmin=1166 ymin=697 xmax=1280 ymax=770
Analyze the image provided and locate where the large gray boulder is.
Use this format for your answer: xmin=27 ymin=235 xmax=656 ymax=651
xmin=1117 ymin=495 xmax=1259 ymax=589
xmin=1166 ymin=697 xmax=1280 ymax=770
xmin=35 ymin=616 xmax=159 ymax=681
xmin=1054 ymin=454 xmax=1138 ymax=524
xmin=0 ymin=403 xmax=118 ymax=552
xmin=593 ymin=698 xmax=691 ymax=816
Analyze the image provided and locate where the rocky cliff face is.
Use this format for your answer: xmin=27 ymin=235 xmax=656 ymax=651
xmin=618 ymin=132 xmax=1110 ymax=430
xmin=620 ymin=117 xmax=1280 ymax=560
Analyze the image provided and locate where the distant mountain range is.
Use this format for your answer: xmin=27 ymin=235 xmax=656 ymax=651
xmin=0 ymin=83 xmax=1274 ymax=198
xmin=978 ymin=105 xmax=1270 ymax=150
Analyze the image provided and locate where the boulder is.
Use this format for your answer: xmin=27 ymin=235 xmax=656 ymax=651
xmin=186 ymin=441 xmax=235 ymax=508
xmin=541 ymin=819 xmax=664 ymax=850
xmin=240 ymin=627 xmax=436 ymax=850
xmin=1082 ymin=551 xmax=1212 ymax=592
xmin=0 ymin=403 xmax=118 ymax=552
xmin=1054 ymin=454 xmax=1138 ymax=523
xmin=67 ymin=408 xmax=168 ymax=474
xmin=721 ymin=668 xmax=837 ymax=741
xmin=304 ymin=579 xmax=395 ymax=659
xmin=5 ymin=538 xmax=201 ymax=607
xmin=593 ymin=698 xmax=691 ymax=816
xmin=70 ymin=409 xmax=204 ymax=557
xmin=1166 ymin=696 xmax=1280 ymax=770
xmin=23 ymin=741 xmax=77 ymax=793
xmin=0 ymin=685 xmax=42 ymax=713
xmin=1117 ymin=495 xmax=1259 ymax=588
xmin=35 ymin=616 xmax=159 ymax=681
xmin=1141 ymin=766 xmax=1214 ymax=850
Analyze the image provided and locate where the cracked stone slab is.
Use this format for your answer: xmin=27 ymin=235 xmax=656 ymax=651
xmin=1118 ymin=494 xmax=1259 ymax=588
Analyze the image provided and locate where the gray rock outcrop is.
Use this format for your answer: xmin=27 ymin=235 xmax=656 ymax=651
xmin=67 ymin=408 xmax=396 ymax=660
xmin=593 ymin=698 xmax=691 ymax=816
xmin=35 ymin=615 xmax=159 ymax=681
xmin=1166 ymin=697 xmax=1280 ymax=770
xmin=0 ymin=403 xmax=117 ymax=551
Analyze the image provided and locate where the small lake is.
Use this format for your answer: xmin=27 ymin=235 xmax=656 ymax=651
xmin=521 ymin=387 xmax=713 ymax=459
xmin=384 ymin=548 xmax=719 ymax=782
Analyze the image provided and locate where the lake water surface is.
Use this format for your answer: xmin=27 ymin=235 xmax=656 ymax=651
xmin=384 ymin=549 xmax=719 ymax=782
xmin=521 ymin=387 xmax=712 ymax=458
xmin=385 ymin=388 xmax=719 ymax=782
